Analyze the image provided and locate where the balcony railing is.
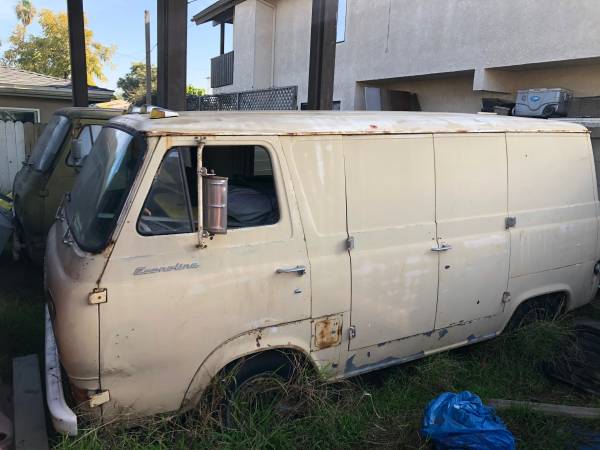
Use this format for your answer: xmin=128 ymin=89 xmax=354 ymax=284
xmin=211 ymin=51 xmax=234 ymax=88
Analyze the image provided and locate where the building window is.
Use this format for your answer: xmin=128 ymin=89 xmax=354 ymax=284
xmin=0 ymin=107 xmax=40 ymax=123
xmin=336 ymin=0 xmax=347 ymax=43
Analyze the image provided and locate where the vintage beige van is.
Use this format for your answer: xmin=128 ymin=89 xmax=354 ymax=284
xmin=44 ymin=111 xmax=600 ymax=435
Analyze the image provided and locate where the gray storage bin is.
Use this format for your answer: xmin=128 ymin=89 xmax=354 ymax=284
xmin=514 ymin=88 xmax=572 ymax=118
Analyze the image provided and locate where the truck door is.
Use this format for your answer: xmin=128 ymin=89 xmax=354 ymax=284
xmin=433 ymin=134 xmax=510 ymax=329
xmin=345 ymin=135 xmax=438 ymax=350
xmin=97 ymin=136 xmax=311 ymax=415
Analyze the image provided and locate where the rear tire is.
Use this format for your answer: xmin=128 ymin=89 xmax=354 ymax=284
xmin=507 ymin=293 xmax=565 ymax=331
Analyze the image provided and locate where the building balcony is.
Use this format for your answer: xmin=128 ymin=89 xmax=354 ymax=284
xmin=211 ymin=51 xmax=234 ymax=88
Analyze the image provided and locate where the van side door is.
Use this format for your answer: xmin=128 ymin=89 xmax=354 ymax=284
xmin=344 ymin=135 xmax=438 ymax=350
xmin=97 ymin=136 xmax=311 ymax=416
xmin=433 ymin=134 xmax=510 ymax=330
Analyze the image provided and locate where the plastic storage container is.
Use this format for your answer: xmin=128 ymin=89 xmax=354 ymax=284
xmin=514 ymin=88 xmax=572 ymax=118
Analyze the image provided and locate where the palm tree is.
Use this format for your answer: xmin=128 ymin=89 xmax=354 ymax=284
xmin=15 ymin=0 xmax=36 ymax=28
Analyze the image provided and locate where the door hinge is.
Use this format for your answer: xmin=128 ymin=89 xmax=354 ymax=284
xmin=88 ymin=390 xmax=110 ymax=408
xmin=346 ymin=236 xmax=355 ymax=251
xmin=88 ymin=288 xmax=107 ymax=305
xmin=505 ymin=216 xmax=517 ymax=229
xmin=501 ymin=291 xmax=511 ymax=304
xmin=38 ymin=189 xmax=49 ymax=198
xmin=348 ymin=325 xmax=357 ymax=340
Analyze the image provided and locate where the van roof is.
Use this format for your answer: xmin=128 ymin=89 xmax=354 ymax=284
xmin=55 ymin=107 xmax=125 ymax=120
xmin=109 ymin=111 xmax=588 ymax=136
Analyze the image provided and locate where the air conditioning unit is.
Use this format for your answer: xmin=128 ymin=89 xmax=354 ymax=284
xmin=513 ymin=88 xmax=572 ymax=118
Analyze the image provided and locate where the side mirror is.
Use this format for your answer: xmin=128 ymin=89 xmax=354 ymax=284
xmin=202 ymin=175 xmax=228 ymax=235
xmin=71 ymin=139 xmax=84 ymax=166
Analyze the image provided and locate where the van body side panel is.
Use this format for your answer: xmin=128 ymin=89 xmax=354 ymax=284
xmin=97 ymin=136 xmax=312 ymax=418
xmin=433 ymin=134 xmax=510 ymax=329
xmin=506 ymin=133 xmax=598 ymax=310
xmin=283 ymin=136 xmax=351 ymax=318
xmin=344 ymin=135 xmax=438 ymax=350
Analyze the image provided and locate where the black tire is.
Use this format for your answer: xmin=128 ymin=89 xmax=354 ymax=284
xmin=507 ymin=293 xmax=565 ymax=331
xmin=220 ymin=350 xmax=299 ymax=429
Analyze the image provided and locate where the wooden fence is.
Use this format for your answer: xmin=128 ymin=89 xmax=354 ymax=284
xmin=0 ymin=121 xmax=45 ymax=193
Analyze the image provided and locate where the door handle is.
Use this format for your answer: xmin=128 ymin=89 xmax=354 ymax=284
xmin=276 ymin=265 xmax=307 ymax=276
xmin=431 ymin=244 xmax=452 ymax=252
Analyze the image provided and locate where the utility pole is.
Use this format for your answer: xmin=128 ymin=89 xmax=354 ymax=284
xmin=66 ymin=0 xmax=88 ymax=106
xmin=144 ymin=10 xmax=152 ymax=105
xmin=307 ymin=0 xmax=338 ymax=110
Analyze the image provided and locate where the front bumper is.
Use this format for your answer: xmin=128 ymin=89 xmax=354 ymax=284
xmin=45 ymin=305 xmax=78 ymax=436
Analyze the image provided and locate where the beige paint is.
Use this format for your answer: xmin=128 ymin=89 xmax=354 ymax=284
xmin=45 ymin=112 xmax=600 ymax=430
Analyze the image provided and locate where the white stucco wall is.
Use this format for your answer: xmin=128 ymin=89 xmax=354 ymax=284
xmin=212 ymin=0 xmax=600 ymax=111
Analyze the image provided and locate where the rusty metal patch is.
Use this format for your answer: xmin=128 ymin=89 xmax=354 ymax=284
xmin=312 ymin=315 xmax=343 ymax=350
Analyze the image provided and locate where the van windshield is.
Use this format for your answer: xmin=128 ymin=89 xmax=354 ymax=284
xmin=29 ymin=114 xmax=70 ymax=172
xmin=66 ymin=127 xmax=145 ymax=253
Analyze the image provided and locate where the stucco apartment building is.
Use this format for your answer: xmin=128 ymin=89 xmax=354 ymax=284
xmin=194 ymin=0 xmax=600 ymax=113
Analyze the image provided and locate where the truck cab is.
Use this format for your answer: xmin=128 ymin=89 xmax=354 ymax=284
xmin=12 ymin=107 xmax=124 ymax=263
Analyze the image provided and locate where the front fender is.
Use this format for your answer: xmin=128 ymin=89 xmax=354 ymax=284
xmin=180 ymin=318 xmax=315 ymax=410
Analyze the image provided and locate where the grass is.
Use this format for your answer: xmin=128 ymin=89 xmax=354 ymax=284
xmin=1 ymin=248 xmax=599 ymax=449
xmin=0 ymin=248 xmax=45 ymax=381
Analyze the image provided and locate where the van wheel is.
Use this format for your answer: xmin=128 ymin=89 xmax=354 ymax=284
xmin=220 ymin=351 xmax=301 ymax=429
xmin=507 ymin=293 xmax=565 ymax=331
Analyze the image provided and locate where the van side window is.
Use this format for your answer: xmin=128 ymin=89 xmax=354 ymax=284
xmin=137 ymin=148 xmax=194 ymax=235
xmin=137 ymin=145 xmax=279 ymax=236
xmin=202 ymin=145 xmax=280 ymax=229
xmin=67 ymin=124 xmax=103 ymax=165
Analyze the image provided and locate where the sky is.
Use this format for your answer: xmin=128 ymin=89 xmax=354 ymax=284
xmin=0 ymin=0 xmax=232 ymax=93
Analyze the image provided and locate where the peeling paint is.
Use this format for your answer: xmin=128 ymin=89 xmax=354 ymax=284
xmin=344 ymin=351 xmax=426 ymax=375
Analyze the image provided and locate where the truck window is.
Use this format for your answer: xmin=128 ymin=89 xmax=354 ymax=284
xmin=137 ymin=145 xmax=279 ymax=236
xmin=67 ymin=124 xmax=103 ymax=166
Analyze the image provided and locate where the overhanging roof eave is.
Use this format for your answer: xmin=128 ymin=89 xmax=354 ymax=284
xmin=192 ymin=0 xmax=241 ymax=24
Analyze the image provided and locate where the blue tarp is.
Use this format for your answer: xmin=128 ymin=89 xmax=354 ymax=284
xmin=422 ymin=391 xmax=516 ymax=450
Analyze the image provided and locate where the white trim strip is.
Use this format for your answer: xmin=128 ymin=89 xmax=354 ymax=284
xmin=45 ymin=306 xmax=78 ymax=436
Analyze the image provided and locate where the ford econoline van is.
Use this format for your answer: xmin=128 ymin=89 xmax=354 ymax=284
xmin=12 ymin=107 xmax=124 ymax=262
xmin=44 ymin=111 xmax=600 ymax=435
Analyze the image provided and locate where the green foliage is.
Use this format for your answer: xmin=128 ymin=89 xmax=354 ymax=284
xmin=186 ymin=84 xmax=206 ymax=97
xmin=2 ymin=4 xmax=115 ymax=85
xmin=116 ymin=62 xmax=157 ymax=104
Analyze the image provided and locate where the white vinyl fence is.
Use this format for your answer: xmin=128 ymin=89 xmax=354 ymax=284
xmin=0 ymin=121 xmax=45 ymax=193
